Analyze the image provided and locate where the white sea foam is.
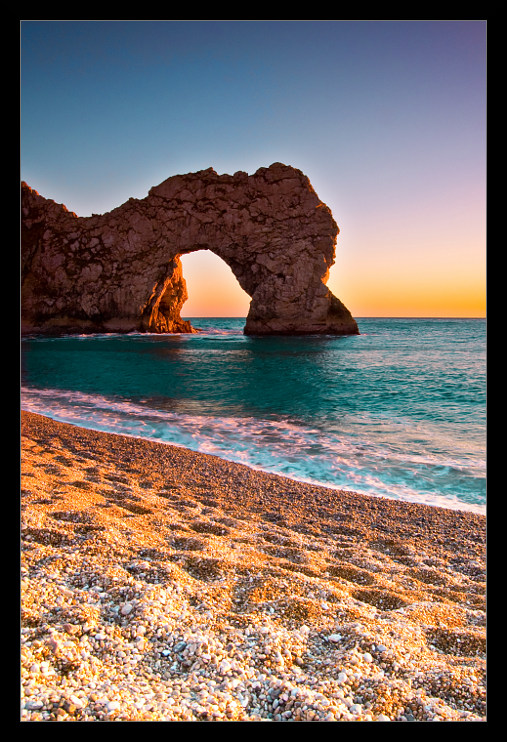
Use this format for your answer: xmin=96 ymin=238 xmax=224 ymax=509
xmin=20 ymin=318 xmax=486 ymax=513
xmin=20 ymin=385 xmax=485 ymax=514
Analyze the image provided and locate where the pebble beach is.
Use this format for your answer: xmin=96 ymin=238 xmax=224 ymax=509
xmin=20 ymin=410 xmax=486 ymax=722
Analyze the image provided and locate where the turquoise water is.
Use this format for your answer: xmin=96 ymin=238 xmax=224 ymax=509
xmin=21 ymin=318 xmax=486 ymax=513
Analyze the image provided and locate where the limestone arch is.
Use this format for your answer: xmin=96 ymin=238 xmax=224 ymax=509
xmin=21 ymin=164 xmax=359 ymax=336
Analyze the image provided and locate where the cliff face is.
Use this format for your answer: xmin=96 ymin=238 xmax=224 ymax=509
xmin=21 ymin=163 xmax=359 ymax=336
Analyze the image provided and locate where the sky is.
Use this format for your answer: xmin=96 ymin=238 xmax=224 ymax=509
xmin=20 ymin=20 xmax=487 ymax=318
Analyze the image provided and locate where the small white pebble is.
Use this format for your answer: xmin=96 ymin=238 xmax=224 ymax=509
xmin=69 ymin=695 xmax=85 ymax=709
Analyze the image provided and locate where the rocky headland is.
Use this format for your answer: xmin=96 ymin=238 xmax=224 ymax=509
xmin=21 ymin=163 xmax=358 ymax=336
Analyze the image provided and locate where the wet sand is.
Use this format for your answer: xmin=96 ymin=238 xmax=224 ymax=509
xmin=20 ymin=410 xmax=486 ymax=721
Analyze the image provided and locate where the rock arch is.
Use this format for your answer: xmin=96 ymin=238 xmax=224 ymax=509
xmin=21 ymin=163 xmax=359 ymax=336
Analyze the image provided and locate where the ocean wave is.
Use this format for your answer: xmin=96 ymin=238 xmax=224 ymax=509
xmin=20 ymin=385 xmax=486 ymax=514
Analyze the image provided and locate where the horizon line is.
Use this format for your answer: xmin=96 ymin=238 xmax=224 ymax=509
xmin=182 ymin=315 xmax=486 ymax=320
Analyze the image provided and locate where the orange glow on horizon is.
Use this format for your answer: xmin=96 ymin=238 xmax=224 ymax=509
xmin=330 ymin=269 xmax=486 ymax=318
xmin=328 ymin=236 xmax=486 ymax=319
xmin=181 ymin=251 xmax=250 ymax=317
xmin=181 ymin=249 xmax=486 ymax=319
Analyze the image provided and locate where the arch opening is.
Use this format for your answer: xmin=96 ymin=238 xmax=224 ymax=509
xmin=180 ymin=250 xmax=251 ymax=319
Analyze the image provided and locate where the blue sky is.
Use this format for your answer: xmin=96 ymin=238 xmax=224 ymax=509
xmin=20 ymin=20 xmax=487 ymax=317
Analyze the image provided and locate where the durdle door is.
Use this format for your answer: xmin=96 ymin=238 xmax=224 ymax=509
xmin=21 ymin=163 xmax=359 ymax=337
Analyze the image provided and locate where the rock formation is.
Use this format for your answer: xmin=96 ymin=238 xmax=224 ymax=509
xmin=21 ymin=163 xmax=359 ymax=336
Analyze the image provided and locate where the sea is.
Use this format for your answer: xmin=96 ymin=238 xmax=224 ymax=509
xmin=20 ymin=317 xmax=486 ymax=515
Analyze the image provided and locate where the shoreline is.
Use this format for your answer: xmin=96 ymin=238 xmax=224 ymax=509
xmin=19 ymin=400 xmax=485 ymax=518
xmin=20 ymin=410 xmax=486 ymax=721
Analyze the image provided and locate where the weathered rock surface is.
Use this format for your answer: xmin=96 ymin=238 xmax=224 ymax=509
xmin=21 ymin=163 xmax=358 ymax=336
